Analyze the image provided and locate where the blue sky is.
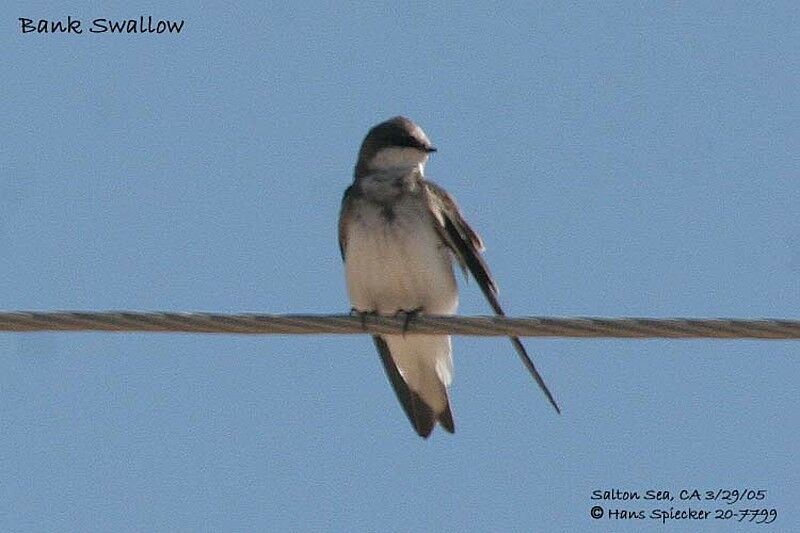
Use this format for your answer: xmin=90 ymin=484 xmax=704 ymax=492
xmin=2 ymin=2 xmax=798 ymax=531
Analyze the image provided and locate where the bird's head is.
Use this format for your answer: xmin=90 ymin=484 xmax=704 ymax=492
xmin=355 ymin=116 xmax=436 ymax=178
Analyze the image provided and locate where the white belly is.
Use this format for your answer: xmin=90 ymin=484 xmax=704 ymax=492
xmin=344 ymin=198 xmax=458 ymax=316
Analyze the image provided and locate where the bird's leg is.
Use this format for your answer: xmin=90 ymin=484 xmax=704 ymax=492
xmin=395 ymin=306 xmax=424 ymax=336
xmin=350 ymin=308 xmax=378 ymax=331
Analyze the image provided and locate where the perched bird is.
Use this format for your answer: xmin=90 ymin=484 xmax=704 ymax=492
xmin=338 ymin=116 xmax=559 ymax=437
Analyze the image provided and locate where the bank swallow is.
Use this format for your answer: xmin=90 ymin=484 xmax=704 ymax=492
xmin=338 ymin=116 xmax=559 ymax=437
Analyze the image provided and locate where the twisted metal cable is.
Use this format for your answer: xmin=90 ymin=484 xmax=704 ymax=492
xmin=0 ymin=311 xmax=798 ymax=339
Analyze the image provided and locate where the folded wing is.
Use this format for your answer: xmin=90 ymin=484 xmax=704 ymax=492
xmin=424 ymin=181 xmax=561 ymax=414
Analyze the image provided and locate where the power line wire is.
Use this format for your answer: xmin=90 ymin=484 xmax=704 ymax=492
xmin=0 ymin=311 xmax=798 ymax=339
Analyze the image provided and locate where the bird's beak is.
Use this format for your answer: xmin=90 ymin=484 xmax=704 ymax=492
xmin=427 ymin=146 xmax=437 ymax=153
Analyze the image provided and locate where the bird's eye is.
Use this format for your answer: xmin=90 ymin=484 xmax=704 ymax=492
xmin=401 ymin=137 xmax=430 ymax=151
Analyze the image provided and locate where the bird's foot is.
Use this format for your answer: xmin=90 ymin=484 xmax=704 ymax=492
xmin=350 ymin=308 xmax=378 ymax=331
xmin=395 ymin=307 xmax=424 ymax=335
